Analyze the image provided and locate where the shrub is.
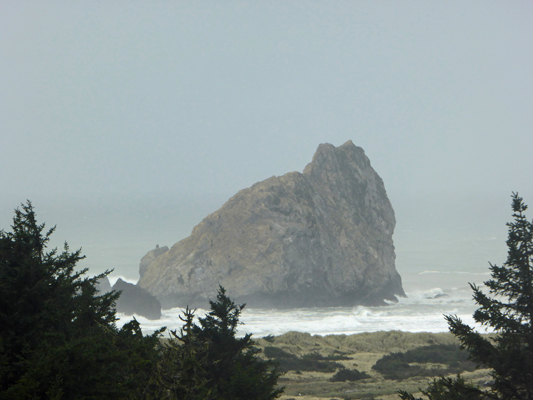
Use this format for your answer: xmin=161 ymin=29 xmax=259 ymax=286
xmin=372 ymin=344 xmax=476 ymax=380
xmin=329 ymin=367 xmax=370 ymax=382
xmin=263 ymin=347 xmax=343 ymax=373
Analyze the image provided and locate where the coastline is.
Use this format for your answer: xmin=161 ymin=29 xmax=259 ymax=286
xmin=117 ymin=286 xmax=482 ymax=337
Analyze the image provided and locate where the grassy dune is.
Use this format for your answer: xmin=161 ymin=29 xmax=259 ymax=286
xmin=252 ymin=331 xmax=492 ymax=400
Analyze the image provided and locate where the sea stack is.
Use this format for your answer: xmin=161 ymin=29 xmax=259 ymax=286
xmin=138 ymin=141 xmax=405 ymax=308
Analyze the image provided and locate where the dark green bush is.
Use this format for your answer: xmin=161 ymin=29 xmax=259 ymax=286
xmin=264 ymin=347 xmax=343 ymax=373
xmin=263 ymin=334 xmax=276 ymax=343
xmin=303 ymin=351 xmax=352 ymax=361
xmin=372 ymin=344 xmax=477 ymax=380
xmin=329 ymin=367 xmax=370 ymax=382
xmin=402 ymin=344 xmax=470 ymax=364
xmin=264 ymin=346 xmax=293 ymax=359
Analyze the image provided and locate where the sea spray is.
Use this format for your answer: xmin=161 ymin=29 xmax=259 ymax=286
xmin=116 ymin=286 xmax=490 ymax=337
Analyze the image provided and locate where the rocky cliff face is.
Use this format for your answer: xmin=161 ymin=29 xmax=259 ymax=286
xmin=138 ymin=141 xmax=405 ymax=308
xmin=140 ymin=245 xmax=169 ymax=277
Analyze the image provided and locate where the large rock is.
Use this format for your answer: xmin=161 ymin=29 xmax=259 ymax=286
xmin=112 ymin=278 xmax=162 ymax=320
xmin=138 ymin=141 xmax=405 ymax=308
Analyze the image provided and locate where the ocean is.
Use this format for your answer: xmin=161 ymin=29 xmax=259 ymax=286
xmin=113 ymin=280 xmax=489 ymax=337
xmin=105 ymin=194 xmax=505 ymax=337
xmin=1 ymin=194 xmax=509 ymax=338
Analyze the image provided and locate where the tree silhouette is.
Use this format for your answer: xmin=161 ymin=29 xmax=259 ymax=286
xmin=400 ymin=193 xmax=533 ymax=400
xmin=158 ymin=287 xmax=283 ymax=400
xmin=0 ymin=201 xmax=163 ymax=399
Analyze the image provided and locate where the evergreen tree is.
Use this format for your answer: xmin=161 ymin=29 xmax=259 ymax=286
xmin=399 ymin=193 xmax=533 ymax=400
xmin=156 ymin=307 xmax=212 ymax=399
xmin=0 ymin=201 xmax=163 ymax=399
xmin=195 ymin=287 xmax=283 ymax=399
xmin=159 ymin=287 xmax=283 ymax=400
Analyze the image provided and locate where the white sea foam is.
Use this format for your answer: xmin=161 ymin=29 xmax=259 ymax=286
xmin=116 ymin=286 xmax=490 ymax=337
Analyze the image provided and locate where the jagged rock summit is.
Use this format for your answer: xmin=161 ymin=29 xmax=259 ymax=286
xmin=95 ymin=276 xmax=162 ymax=320
xmin=138 ymin=141 xmax=405 ymax=308
xmin=112 ymin=278 xmax=162 ymax=320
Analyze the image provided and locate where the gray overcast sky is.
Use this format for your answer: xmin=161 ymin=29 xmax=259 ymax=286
xmin=2 ymin=1 xmax=533 ymax=284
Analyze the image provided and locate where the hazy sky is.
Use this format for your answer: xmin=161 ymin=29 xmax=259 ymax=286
xmin=2 ymin=1 xmax=533 ymax=286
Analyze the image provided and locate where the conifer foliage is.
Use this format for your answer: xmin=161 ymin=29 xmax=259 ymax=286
xmin=0 ymin=201 xmax=163 ymax=399
xmin=157 ymin=287 xmax=283 ymax=400
xmin=156 ymin=307 xmax=213 ymax=399
xmin=0 ymin=202 xmax=283 ymax=399
xmin=399 ymin=193 xmax=533 ymax=400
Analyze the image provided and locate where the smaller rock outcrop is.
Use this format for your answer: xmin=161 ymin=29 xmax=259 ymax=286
xmin=112 ymin=278 xmax=162 ymax=320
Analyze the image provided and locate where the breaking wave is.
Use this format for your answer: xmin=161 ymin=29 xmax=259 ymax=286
xmin=117 ymin=286 xmax=488 ymax=337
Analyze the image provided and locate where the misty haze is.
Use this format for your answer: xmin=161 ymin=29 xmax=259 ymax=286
xmin=2 ymin=2 xmax=533 ymax=398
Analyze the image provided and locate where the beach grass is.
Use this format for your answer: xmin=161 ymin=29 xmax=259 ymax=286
xmin=252 ymin=331 xmax=492 ymax=399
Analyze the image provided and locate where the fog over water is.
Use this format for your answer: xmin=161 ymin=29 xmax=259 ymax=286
xmin=2 ymin=2 xmax=532 ymax=335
